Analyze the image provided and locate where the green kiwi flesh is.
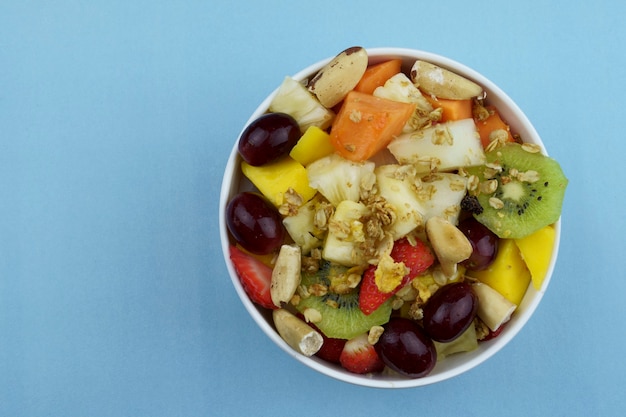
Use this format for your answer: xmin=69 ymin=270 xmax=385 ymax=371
xmin=294 ymin=261 xmax=392 ymax=340
xmin=467 ymin=142 xmax=567 ymax=239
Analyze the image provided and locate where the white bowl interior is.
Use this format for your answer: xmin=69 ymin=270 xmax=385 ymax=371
xmin=219 ymin=47 xmax=560 ymax=388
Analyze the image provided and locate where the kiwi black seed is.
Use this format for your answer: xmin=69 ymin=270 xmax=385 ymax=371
xmin=467 ymin=142 xmax=568 ymax=239
xmin=294 ymin=261 xmax=392 ymax=340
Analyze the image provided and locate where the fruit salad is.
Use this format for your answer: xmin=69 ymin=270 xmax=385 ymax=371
xmin=224 ymin=47 xmax=568 ymax=379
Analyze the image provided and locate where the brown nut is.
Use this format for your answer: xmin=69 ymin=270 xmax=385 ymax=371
xmin=410 ymin=60 xmax=483 ymax=100
xmin=308 ymin=46 xmax=368 ymax=108
xmin=270 ymin=244 xmax=302 ymax=307
xmin=273 ymin=309 xmax=323 ymax=357
xmin=425 ymin=216 xmax=472 ymax=277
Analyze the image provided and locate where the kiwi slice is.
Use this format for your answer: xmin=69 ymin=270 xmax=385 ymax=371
xmin=467 ymin=142 xmax=567 ymax=239
xmin=295 ymin=261 xmax=392 ymax=340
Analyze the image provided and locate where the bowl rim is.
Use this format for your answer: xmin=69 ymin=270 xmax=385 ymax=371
xmin=219 ymin=47 xmax=560 ymax=388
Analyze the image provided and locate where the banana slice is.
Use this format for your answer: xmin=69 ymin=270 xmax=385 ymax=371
xmin=471 ymin=282 xmax=517 ymax=332
xmin=273 ymin=309 xmax=323 ymax=357
xmin=270 ymin=244 xmax=302 ymax=307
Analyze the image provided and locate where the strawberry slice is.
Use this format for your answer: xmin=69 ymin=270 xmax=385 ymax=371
xmin=358 ymin=267 xmax=388 ymax=316
xmin=229 ymin=245 xmax=277 ymax=310
xmin=359 ymin=238 xmax=435 ymax=315
xmin=392 ymin=237 xmax=436 ymax=276
xmin=339 ymin=333 xmax=385 ymax=374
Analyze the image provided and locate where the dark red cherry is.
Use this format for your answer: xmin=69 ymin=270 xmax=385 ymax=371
xmin=238 ymin=112 xmax=300 ymax=166
xmin=422 ymin=282 xmax=478 ymax=343
xmin=226 ymin=192 xmax=285 ymax=255
xmin=375 ymin=318 xmax=436 ymax=378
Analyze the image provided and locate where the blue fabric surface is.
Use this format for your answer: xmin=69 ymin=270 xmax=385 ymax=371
xmin=1 ymin=1 xmax=623 ymax=416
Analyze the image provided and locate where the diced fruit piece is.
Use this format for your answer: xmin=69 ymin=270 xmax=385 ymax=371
xmin=229 ymin=245 xmax=277 ymax=310
xmin=433 ymin=321 xmax=478 ymax=359
xmin=375 ymin=166 xmax=467 ymax=239
xmin=308 ymin=46 xmax=369 ymax=108
xmin=514 ymin=225 xmax=556 ymax=290
xmin=388 ymin=118 xmax=485 ymax=174
xmin=467 ymin=142 xmax=568 ymax=239
xmin=355 ymin=58 xmax=403 ymax=95
xmin=295 ymin=261 xmax=393 ymax=340
xmin=226 ymin=192 xmax=286 ymax=255
xmin=269 ymin=76 xmax=335 ymax=131
xmin=238 ymin=112 xmax=301 ymax=166
xmin=358 ymin=264 xmax=401 ymax=316
xmin=235 ymin=244 xmax=276 ymax=268
xmin=466 ymin=239 xmax=531 ymax=306
xmin=289 ymin=125 xmax=335 ymax=166
xmin=273 ymin=309 xmax=323 ymax=356
xmin=270 ymin=244 xmax=301 ymax=307
xmin=372 ymin=72 xmax=437 ymax=132
xmin=471 ymin=282 xmax=517 ymax=332
xmin=241 ymin=156 xmax=316 ymax=207
xmin=416 ymin=173 xmax=468 ymax=225
xmin=375 ymin=317 xmax=437 ymax=378
xmin=410 ymin=60 xmax=483 ymax=100
xmin=386 ymin=237 xmax=436 ymax=278
xmin=473 ymin=104 xmax=515 ymax=148
xmin=359 ymin=238 xmax=435 ymax=315
xmin=374 ymin=164 xmax=424 ymax=239
xmin=329 ymin=90 xmax=416 ymax=162
xmin=480 ymin=321 xmax=507 ymax=341
xmin=306 ymin=153 xmax=375 ymax=206
xmin=339 ymin=333 xmax=385 ymax=374
xmin=322 ymin=200 xmax=370 ymax=266
xmin=424 ymin=96 xmax=473 ymax=122
xmin=282 ymin=194 xmax=329 ymax=255
xmin=422 ymin=282 xmax=478 ymax=343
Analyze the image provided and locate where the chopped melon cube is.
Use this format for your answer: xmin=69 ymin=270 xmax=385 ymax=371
xmin=269 ymin=76 xmax=335 ymax=132
xmin=387 ymin=118 xmax=485 ymax=174
xmin=515 ymin=225 xmax=556 ymax=290
xmin=289 ymin=126 xmax=335 ymax=166
xmin=241 ymin=157 xmax=316 ymax=207
xmin=466 ymin=239 xmax=530 ymax=306
xmin=282 ymin=194 xmax=328 ymax=255
xmin=322 ymin=200 xmax=369 ymax=266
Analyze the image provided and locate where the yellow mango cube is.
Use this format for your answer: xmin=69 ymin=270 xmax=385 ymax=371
xmin=241 ymin=156 xmax=316 ymax=207
xmin=289 ymin=126 xmax=335 ymax=166
xmin=467 ymin=239 xmax=530 ymax=306
xmin=515 ymin=225 xmax=556 ymax=290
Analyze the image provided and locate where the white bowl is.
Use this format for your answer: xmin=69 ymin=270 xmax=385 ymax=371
xmin=219 ymin=47 xmax=560 ymax=388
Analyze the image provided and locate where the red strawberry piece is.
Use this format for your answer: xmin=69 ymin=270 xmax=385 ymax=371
xmin=481 ymin=321 xmax=507 ymax=341
xmin=229 ymin=245 xmax=277 ymax=310
xmin=359 ymin=238 xmax=435 ymax=315
xmin=392 ymin=237 xmax=436 ymax=277
xmin=339 ymin=333 xmax=385 ymax=374
xmin=358 ymin=266 xmax=387 ymax=316
xmin=316 ymin=337 xmax=347 ymax=364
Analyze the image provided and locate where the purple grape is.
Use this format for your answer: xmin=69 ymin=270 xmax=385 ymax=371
xmin=238 ymin=112 xmax=300 ymax=166
xmin=459 ymin=217 xmax=499 ymax=271
xmin=422 ymin=282 xmax=478 ymax=343
xmin=375 ymin=318 xmax=436 ymax=378
xmin=226 ymin=192 xmax=285 ymax=255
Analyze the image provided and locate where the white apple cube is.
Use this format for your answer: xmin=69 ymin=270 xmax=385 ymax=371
xmin=387 ymin=118 xmax=485 ymax=174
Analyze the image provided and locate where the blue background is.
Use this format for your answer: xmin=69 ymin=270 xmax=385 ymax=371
xmin=1 ymin=1 xmax=624 ymax=416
